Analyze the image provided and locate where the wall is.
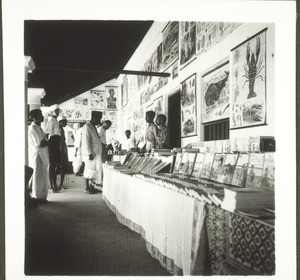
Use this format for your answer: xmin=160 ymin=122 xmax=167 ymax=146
xmin=58 ymin=78 xmax=120 ymax=144
xmin=117 ymin=22 xmax=275 ymax=148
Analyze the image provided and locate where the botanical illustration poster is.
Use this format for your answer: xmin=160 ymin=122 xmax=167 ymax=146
xmin=196 ymin=22 xmax=207 ymax=55
xmin=73 ymin=97 xmax=86 ymax=120
xmin=102 ymin=110 xmax=118 ymax=144
xmin=152 ymin=96 xmax=164 ymax=116
xmin=132 ymin=107 xmax=145 ymax=143
xmin=90 ymin=90 xmax=106 ymax=110
xmin=172 ymin=61 xmax=179 ymax=79
xmin=202 ymin=62 xmax=230 ymax=123
xmin=180 ymin=21 xmax=196 ymax=67
xmin=206 ymin=22 xmax=218 ymax=50
xmin=231 ymin=30 xmax=266 ymax=128
xmin=105 ymin=86 xmax=118 ymax=110
xmin=61 ymin=108 xmax=74 ymax=120
xmin=121 ymin=76 xmax=128 ymax=108
xmin=162 ymin=21 xmax=179 ymax=70
xmin=180 ymin=74 xmax=197 ymax=137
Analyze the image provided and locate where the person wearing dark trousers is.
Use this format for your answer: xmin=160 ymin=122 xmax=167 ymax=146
xmin=45 ymin=104 xmax=62 ymax=193
xmin=58 ymin=116 xmax=69 ymax=190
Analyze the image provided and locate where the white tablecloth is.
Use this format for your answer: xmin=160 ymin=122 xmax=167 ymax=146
xmin=103 ymin=167 xmax=206 ymax=275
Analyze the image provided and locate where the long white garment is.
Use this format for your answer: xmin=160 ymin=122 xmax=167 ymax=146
xmin=81 ymin=122 xmax=103 ymax=183
xmin=28 ymin=123 xmax=50 ymax=199
xmin=72 ymin=127 xmax=83 ymax=174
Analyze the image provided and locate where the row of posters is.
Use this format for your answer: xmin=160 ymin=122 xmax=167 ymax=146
xmin=180 ymin=29 xmax=267 ymax=137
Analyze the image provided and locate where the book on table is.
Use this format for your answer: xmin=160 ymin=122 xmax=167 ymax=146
xmin=260 ymin=152 xmax=275 ymax=189
xmin=245 ymin=153 xmax=265 ymax=188
xmin=221 ymin=187 xmax=275 ymax=212
xmin=192 ymin=153 xmax=206 ymax=178
xmin=231 ymin=153 xmax=250 ymax=187
xmin=178 ymin=152 xmax=197 ymax=176
xmin=173 ymin=152 xmax=183 ymax=173
xmin=199 ymin=153 xmax=215 ymax=179
xmin=218 ymin=153 xmax=239 ymax=184
xmin=209 ymin=153 xmax=226 ymax=182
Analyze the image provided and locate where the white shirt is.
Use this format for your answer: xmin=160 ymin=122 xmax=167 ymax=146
xmin=125 ymin=137 xmax=135 ymax=150
xmin=98 ymin=126 xmax=107 ymax=145
xmin=45 ymin=116 xmax=61 ymax=137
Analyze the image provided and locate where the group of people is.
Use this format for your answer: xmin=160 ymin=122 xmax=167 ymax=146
xmin=28 ymin=105 xmax=71 ymax=203
xmin=27 ymin=106 xmax=171 ymax=202
xmin=27 ymin=106 xmax=115 ymax=203
xmin=145 ymin=111 xmax=170 ymax=152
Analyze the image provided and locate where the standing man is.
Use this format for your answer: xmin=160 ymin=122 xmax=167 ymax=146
xmin=81 ymin=111 xmax=103 ymax=194
xmin=124 ymin=130 xmax=136 ymax=151
xmin=58 ymin=116 xmax=69 ymax=190
xmin=45 ymin=104 xmax=62 ymax=193
xmin=28 ymin=109 xmax=50 ymax=202
xmin=145 ymin=111 xmax=158 ymax=152
xmin=97 ymin=119 xmax=112 ymax=163
xmin=155 ymin=114 xmax=171 ymax=149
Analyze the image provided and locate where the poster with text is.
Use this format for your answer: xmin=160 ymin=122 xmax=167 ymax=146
xmin=230 ymin=29 xmax=266 ymax=129
xmin=202 ymin=61 xmax=230 ymax=123
xmin=180 ymin=74 xmax=197 ymax=137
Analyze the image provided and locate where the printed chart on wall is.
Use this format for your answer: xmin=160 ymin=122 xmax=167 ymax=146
xmin=90 ymin=90 xmax=106 ymax=110
xmin=180 ymin=74 xmax=197 ymax=137
xmin=202 ymin=61 xmax=230 ymax=123
xmin=73 ymin=96 xmax=89 ymax=120
xmin=121 ymin=76 xmax=128 ymax=108
xmin=180 ymin=21 xmax=196 ymax=68
xmin=106 ymin=86 xmax=118 ymax=110
xmin=153 ymin=96 xmax=164 ymax=116
xmin=162 ymin=21 xmax=179 ymax=70
xmin=230 ymin=29 xmax=267 ymax=129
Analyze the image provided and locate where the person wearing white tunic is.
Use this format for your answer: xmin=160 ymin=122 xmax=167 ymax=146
xmin=97 ymin=119 xmax=112 ymax=163
xmin=81 ymin=111 xmax=103 ymax=194
xmin=28 ymin=109 xmax=50 ymax=202
xmin=124 ymin=130 xmax=136 ymax=151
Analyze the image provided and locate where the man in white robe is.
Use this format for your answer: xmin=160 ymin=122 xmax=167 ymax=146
xmin=28 ymin=109 xmax=50 ymax=202
xmin=81 ymin=111 xmax=103 ymax=194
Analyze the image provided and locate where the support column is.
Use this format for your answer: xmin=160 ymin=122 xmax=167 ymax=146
xmin=25 ymin=56 xmax=35 ymax=166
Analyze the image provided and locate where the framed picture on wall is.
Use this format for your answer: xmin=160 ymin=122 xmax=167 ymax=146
xmin=105 ymin=86 xmax=118 ymax=110
xmin=180 ymin=21 xmax=196 ymax=68
xmin=162 ymin=21 xmax=179 ymax=70
xmin=230 ymin=28 xmax=267 ymax=129
xmin=180 ymin=74 xmax=197 ymax=137
xmin=152 ymin=96 xmax=164 ymax=116
xmin=201 ymin=60 xmax=230 ymax=123
xmin=90 ymin=90 xmax=106 ymax=110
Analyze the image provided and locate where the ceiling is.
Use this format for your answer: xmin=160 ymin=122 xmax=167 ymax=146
xmin=24 ymin=20 xmax=154 ymax=105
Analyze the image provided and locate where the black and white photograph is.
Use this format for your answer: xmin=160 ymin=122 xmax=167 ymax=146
xmin=1 ymin=1 xmax=297 ymax=280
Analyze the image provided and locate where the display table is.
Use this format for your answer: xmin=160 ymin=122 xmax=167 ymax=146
xmin=103 ymin=166 xmax=207 ymax=275
xmin=103 ymin=167 xmax=275 ymax=275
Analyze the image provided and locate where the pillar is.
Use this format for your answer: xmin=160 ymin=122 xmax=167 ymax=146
xmin=25 ymin=56 xmax=36 ymax=165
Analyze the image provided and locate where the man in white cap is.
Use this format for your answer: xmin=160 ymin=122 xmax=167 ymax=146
xmin=81 ymin=111 xmax=103 ymax=194
xmin=45 ymin=104 xmax=62 ymax=192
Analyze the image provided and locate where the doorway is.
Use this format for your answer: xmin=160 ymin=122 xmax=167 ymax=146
xmin=168 ymin=90 xmax=181 ymax=148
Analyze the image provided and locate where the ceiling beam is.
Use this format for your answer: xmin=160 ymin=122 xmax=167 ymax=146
xmin=37 ymin=67 xmax=170 ymax=77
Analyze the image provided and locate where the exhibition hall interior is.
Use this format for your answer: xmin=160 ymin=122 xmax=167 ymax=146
xmin=24 ymin=20 xmax=276 ymax=276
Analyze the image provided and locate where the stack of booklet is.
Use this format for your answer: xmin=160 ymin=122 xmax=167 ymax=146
xmin=220 ymin=187 xmax=275 ymax=212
